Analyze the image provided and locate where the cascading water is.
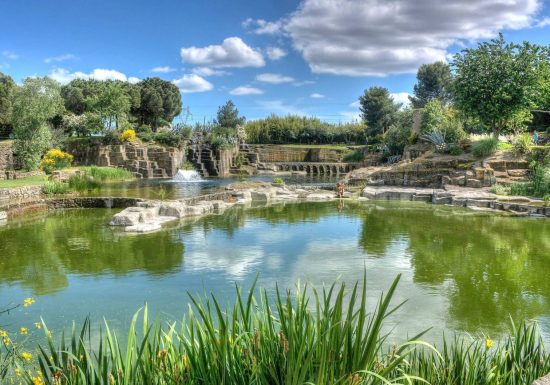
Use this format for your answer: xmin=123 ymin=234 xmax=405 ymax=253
xmin=172 ymin=169 xmax=204 ymax=182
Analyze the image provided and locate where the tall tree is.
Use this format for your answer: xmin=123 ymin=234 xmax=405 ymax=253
xmin=409 ymin=61 xmax=453 ymax=108
xmin=11 ymin=77 xmax=63 ymax=170
xmin=137 ymin=77 xmax=182 ymax=131
xmin=359 ymin=87 xmax=400 ymax=136
xmin=452 ymin=34 xmax=546 ymax=137
xmin=0 ymin=72 xmax=16 ymax=136
xmin=216 ymin=100 xmax=245 ymax=128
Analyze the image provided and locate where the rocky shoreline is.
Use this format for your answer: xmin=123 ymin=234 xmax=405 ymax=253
xmin=1 ymin=182 xmax=548 ymax=229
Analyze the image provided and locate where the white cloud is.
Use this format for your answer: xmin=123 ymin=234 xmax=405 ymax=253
xmin=2 ymin=50 xmax=18 ymax=60
xmin=310 ymin=93 xmax=324 ymax=99
xmin=535 ymin=17 xmax=550 ymax=27
xmin=242 ymin=18 xmax=283 ymax=35
xmin=180 ymin=37 xmax=265 ymax=68
xmin=266 ymin=47 xmax=287 ymax=60
xmin=172 ymin=74 xmax=213 ymax=93
xmin=151 ymin=66 xmax=176 ymax=73
xmin=292 ymin=80 xmax=315 ymax=87
xmin=256 ymin=73 xmax=294 ymax=84
xmin=48 ymin=68 xmax=130 ymax=84
xmin=350 ymin=100 xmax=360 ymax=109
xmin=390 ymin=92 xmax=411 ymax=107
xmin=257 ymin=100 xmax=307 ymax=116
xmin=128 ymin=77 xmax=141 ymax=84
xmin=44 ymin=54 xmax=77 ymax=63
xmin=340 ymin=110 xmax=361 ymax=122
xmin=230 ymin=86 xmax=264 ymax=96
xmin=284 ymin=0 xmax=542 ymax=76
xmin=191 ymin=67 xmax=229 ymax=77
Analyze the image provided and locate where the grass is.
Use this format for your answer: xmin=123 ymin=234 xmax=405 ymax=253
xmin=472 ymin=138 xmax=500 ymax=157
xmin=281 ymin=144 xmax=352 ymax=150
xmin=78 ymin=166 xmax=134 ymax=181
xmin=0 ymin=175 xmax=48 ymax=188
xmin=3 ymin=274 xmax=549 ymax=385
xmin=42 ymin=181 xmax=71 ymax=195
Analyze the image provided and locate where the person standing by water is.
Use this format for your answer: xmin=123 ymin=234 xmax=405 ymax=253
xmin=533 ymin=130 xmax=539 ymax=145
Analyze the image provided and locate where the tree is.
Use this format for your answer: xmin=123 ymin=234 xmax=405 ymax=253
xmin=0 ymin=72 xmax=16 ymax=136
xmin=359 ymin=87 xmax=400 ymax=136
xmin=216 ymin=100 xmax=245 ymax=128
xmin=452 ymin=34 xmax=546 ymax=137
xmin=137 ymin=78 xmax=182 ymax=131
xmin=409 ymin=61 xmax=453 ymax=108
xmin=11 ymin=77 xmax=63 ymax=170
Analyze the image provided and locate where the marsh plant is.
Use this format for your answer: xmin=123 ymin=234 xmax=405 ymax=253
xmin=3 ymin=275 xmax=549 ymax=385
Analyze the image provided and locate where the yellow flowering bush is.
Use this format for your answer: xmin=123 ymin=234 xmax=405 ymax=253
xmin=39 ymin=149 xmax=73 ymax=174
xmin=119 ymin=129 xmax=136 ymax=142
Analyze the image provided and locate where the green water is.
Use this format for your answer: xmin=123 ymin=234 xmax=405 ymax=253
xmin=1 ymin=201 xmax=549 ymax=343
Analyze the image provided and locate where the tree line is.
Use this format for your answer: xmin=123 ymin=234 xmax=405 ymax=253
xmin=358 ymin=34 xmax=550 ymax=155
xmin=0 ymin=75 xmax=182 ymax=169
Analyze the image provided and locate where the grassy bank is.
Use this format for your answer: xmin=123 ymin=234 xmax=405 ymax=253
xmin=0 ymin=175 xmax=49 ymax=188
xmin=2 ymin=274 xmax=548 ymax=385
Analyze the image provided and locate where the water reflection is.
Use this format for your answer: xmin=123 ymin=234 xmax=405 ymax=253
xmin=1 ymin=202 xmax=549 ymax=340
xmin=0 ymin=209 xmax=184 ymax=294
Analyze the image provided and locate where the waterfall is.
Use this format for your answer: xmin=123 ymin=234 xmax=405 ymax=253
xmin=173 ymin=169 xmax=204 ymax=182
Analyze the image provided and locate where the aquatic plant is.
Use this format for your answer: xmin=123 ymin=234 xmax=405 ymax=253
xmin=3 ymin=274 xmax=546 ymax=385
xmin=84 ymin=166 xmax=134 ymax=181
xmin=41 ymin=181 xmax=71 ymax=195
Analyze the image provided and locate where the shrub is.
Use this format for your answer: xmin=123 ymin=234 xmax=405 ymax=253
xmin=272 ymin=177 xmax=284 ymax=184
xmin=447 ymin=144 xmax=462 ymax=155
xmin=119 ymin=129 xmax=136 ymax=142
xmin=154 ymin=131 xmax=185 ymax=147
xmin=472 ymin=137 xmax=499 ymax=157
xmin=512 ymin=133 xmax=532 ymax=155
xmin=101 ymin=130 xmax=122 ymax=145
xmin=39 ymin=148 xmax=73 ymax=173
xmin=42 ymin=181 xmax=71 ymax=195
xmin=421 ymin=130 xmax=447 ymax=152
xmin=343 ymin=150 xmax=364 ymax=162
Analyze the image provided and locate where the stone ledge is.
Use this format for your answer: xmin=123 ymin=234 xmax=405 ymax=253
xmin=362 ymin=186 xmax=550 ymax=217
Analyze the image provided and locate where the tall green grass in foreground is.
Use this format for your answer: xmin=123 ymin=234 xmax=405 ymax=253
xmin=12 ymin=275 xmax=550 ymax=385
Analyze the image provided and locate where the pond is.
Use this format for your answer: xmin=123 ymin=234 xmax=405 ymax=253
xmin=82 ymin=174 xmax=340 ymax=200
xmin=1 ymin=201 xmax=550 ymax=345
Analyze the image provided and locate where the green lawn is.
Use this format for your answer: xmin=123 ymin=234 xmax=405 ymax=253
xmin=281 ymin=144 xmax=356 ymax=150
xmin=0 ymin=174 xmax=48 ymax=188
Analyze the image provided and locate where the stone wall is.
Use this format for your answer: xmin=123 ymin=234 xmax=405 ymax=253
xmin=0 ymin=141 xmax=14 ymax=171
xmin=248 ymin=145 xmax=348 ymax=163
xmin=0 ymin=185 xmax=43 ymax=209
xmin=67 ymin=140 xmax=185 ymax=178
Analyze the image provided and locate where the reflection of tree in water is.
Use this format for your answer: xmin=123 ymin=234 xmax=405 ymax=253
xmin=0 ymin=209 xmax=184 ymax=295
xmin=358 ymin=204 xmax=550 ymax=333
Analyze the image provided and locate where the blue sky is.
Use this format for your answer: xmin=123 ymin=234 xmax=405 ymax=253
xmin=1 ymin=0 xmax=550 ymax=124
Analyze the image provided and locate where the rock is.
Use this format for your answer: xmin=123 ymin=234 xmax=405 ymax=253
xmin=110 ymin=206 xmax=158 ymax=226
xmin=0 ymin=211 xmax=6 ymax=221
xmin=306 ymin=192 xmax=335 ymax=201
xmin=251 ymin=191 xmax=271 ymax=201
xmin=533 ymin=373 xmax=550 ymax=385
xmin=125 ymin=223 xmax=162 ymax=233
xmin=466 ymin=179 xmax=482 ymax=188
xmin=159 ymin=202 xmax=187 ymax=218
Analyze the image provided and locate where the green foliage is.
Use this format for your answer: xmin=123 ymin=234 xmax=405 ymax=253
xmin=507 ymin=162 xmax=550 ymax=198
xmin=137 ymin=77 xmax=182 ymax=131
xmin=410 ymin=61 xmax=453 ymax=108
xmin=359 ymin=86 xmax=400 ymax=136
xmin=11 ymin=77 xmax=63 ymax=170
xmin=343 ymin=150 xmax=364 ymax=162
xmin=7 ymin=275 xmax=548 ymax=385
xmin=452 ymin=34 xmax=546 ymax=137
xmin=216 ymin=100 xmax=245 ymax=128
xmin=472 ymin=138 xmax=499 ymax=157
xmin=85 ymin=166 xmax=134 ymax=181
xmin=68 ymin=174 xmax=101 ymax=192
xmin=421 ymin=100 xmax=467 ymax=144
xmin=208 ymin=126 xmax=238 ymax=149
xmin=153 ymin=130 xmax=185 ymax=147
xmin=383 ymin=108 xmax=415 ymax=155
xmin=245 ymin=114 xmax=365 ymax=144
xmin=42 ymin=181 xmax=71 ymax=195
xmin=272 ymin=177 xmax=284 ymax=184
xmin=0 ymin=72 xmax=16 ymax=136
xmin=512 ymin=133 xmax=533 ymax=155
